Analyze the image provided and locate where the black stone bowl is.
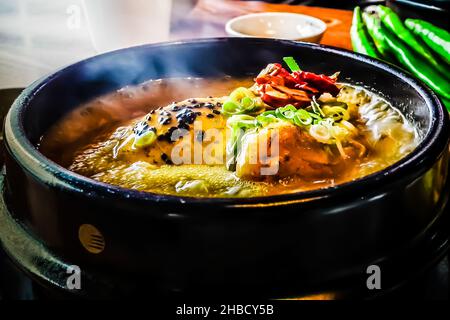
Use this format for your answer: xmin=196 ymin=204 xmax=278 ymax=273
xmin=1 ymin=38 xmax=449 ymax=298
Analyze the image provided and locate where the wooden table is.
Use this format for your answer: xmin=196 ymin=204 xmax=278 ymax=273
xmin=178 ymin=0 xmax=352 ymax=50
xmin=0 ymin=0 xmax=352 ymax=88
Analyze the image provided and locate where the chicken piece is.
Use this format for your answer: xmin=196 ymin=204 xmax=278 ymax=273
xmin=112 ymin=97 xmax=228 ymax=166
xmin=236 ymin=122 xmax=335 ymax=179
xmin=69 ymin=97 xmax=227 ymax=175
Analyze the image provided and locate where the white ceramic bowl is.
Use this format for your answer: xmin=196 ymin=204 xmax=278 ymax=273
xmin=225 ymin=12 xmax=327 ymax=43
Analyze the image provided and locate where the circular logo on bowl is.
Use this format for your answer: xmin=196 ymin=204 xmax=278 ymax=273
xmin=78 ymin=224 xmax=105 ymax=254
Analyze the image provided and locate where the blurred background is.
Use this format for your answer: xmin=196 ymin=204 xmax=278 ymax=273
xmin=0 ymin=0 xmax=448 ymax=87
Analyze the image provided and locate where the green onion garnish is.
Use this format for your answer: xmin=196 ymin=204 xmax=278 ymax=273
xmin=294 ymin=109 xmax=313 ymax=126
xmin=283 ymin=56 xmax=301 ymax=72
xmin=240 ymin=97 xmax=255 ymax=111
xmin=311 ymin=96 xmax=325 ymax=117
xmin=276 ymin=104 xmax=297 ymax=120
xmin=133 ymin=130 xmax=156 ymax=148
xmin=222 ymin=100 xmax=240 ymax=114
xmin=256 ymin=111 xmax=279 ymax=126
xmin=222 ymin=87 xmax=264 ymax=115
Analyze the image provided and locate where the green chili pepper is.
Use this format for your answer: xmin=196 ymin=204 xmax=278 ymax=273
xmin=376 ymin=6 xmax=449 ymax=77
xmin=405 ymin=19 xmax=450 ymax=66
xmin=363 ymin=12 xmax=450 ymax=100
xmin=362 ymin=12 xmax=395 ymax=60
xmin=350 ymin=7 xmax=382 ymax=59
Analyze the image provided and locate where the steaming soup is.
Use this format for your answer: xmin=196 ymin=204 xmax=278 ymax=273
xmin=39 ymin=60 xmax=418 ymax=197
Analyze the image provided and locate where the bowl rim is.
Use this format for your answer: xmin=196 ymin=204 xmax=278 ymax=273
xmin=225 ymin=12 xmax=327 ymax=40
xmin=4 ymin=37 xmax=449 ymax=206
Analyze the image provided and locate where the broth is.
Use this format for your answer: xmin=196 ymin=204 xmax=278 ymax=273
xmin=39 ymin=77 xmax=418 ymax=197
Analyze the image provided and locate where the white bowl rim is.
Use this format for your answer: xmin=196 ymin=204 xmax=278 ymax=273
xmin=225 ymin=12 xmax=327 ymax=40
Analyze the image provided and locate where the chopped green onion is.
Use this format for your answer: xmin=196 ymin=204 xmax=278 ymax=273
xmin=283 ymin=56 xmax=301 ymax=72
xmin=227 ymin=114 xmax=257 ymax=128
xmin=311 ymin=96 xmax=325 ymax=117
xmin=309 ymin=124 xmax=332 ymax=144
xmin=133 ymin=130 xmax=156 ymax=148
xmin=294 ymin=109 xmax=313 ymax=126
xmin=241 ymin=96 xmax=255 ymax=111
xmin=222 ymin=100 xmax=240 ymax=114
xmin=229 ymin=87 xmax=255 ymax=102
xmin=261 ymin=110 xmax=276 ymax=116
xmin=276 ymin=104 xmax=297 ymax=120
xmin=222 ymin=87 xmax=262 ymax=115
xmin=256 ymin=111 xmax=279 ymax=126
xmin=226 ymin=115 xmax=257 ymax=171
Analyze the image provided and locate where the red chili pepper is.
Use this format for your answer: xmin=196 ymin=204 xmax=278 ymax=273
xmin=292 ymin=71 xmax=340 ymax=96
xmin=294 ymin=83 xmax=319 ymax=94
xmin=256 ymin=63 xmax=339 ymax=96
xmin=253 ymin=63 xmax=340 ymax=108
xmin=264 ymin=64 xmax=298 ymax=86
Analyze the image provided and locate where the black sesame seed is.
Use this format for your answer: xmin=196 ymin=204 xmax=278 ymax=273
xmin=159 ymin=117 xmax=172 ymax=125
xmin=178 ymin=123 xmax=190 ymax=130
xmin=212 ymin=109 xmax=221 ymax=115
xmin=167 ymin=127 xmax=178 ymax=140
xmin=171 ymin=105 xmax=180 ymax=111
xmin=195 ymin=111 xmax=202 ymax=116
xmin=176 ymin=108 xmax=198 ymax=124
xmin=206 ymin=114 xmax=214 ymax=118
xmin=160 ymin=153 xmax=173 ymax=164
xmin=205 ymin=103 xmax=215 ymax=109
